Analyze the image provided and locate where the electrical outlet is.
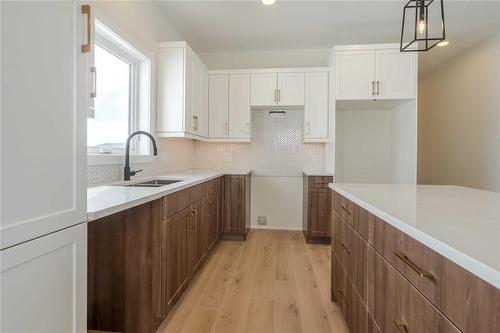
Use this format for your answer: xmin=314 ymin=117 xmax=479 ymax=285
xmin=257 ymin=216 xmax=267 ymax=225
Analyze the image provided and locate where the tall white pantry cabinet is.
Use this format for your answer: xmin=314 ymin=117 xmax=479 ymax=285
xmin=1 ymin=2 xmax=90 ymax=332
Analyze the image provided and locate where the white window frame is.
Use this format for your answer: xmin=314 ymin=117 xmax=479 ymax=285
xmin=87 ymin=18 xmax=152 ymax=166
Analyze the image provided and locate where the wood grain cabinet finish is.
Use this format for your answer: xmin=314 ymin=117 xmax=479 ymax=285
xmin=331 ymin=191 xmax=500 ymax=333
xmin=88 ymin=177 xmax=227 ymax=333
xmin=303 ymin=175 xmax=333 ymax=243
xmin=222 ymin=174 xmax=251 ymax=240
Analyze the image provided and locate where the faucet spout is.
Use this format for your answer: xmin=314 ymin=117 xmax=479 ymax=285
xmin=124 ymin=131 xmax=158 ymax=181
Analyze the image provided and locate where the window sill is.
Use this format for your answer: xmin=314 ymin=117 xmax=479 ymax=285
xmin=87 ymin=154 xmax=153 ymax=166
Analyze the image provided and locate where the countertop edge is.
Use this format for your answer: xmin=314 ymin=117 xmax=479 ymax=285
xmin=87 ymin=169 xmax=251 ymax=221
xmin=302 ymin=170 xmax=335 ymax=176
xmin=329 ymin=183 xmax=500 ymax=290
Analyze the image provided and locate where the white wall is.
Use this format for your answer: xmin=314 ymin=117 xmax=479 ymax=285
xmin=88 ymin=1 xmax=194 ymax=185
xmin=418 ymin=32 xmax=500 ymax=191
xmin=198 ymin=48 xmax=330 ymax=69
xmin=251 ymin=177 xmax=303 ymax=230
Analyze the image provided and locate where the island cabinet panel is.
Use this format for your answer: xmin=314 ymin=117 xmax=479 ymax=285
xmin=88 ymin=177 xmax=228 ymax=333
xmin=303 ymin=175 xmax=333 ymax=243
xmin=222 ymin=174 xmax=251 ymax=240
xmin=331 ymin=190 xmax=500 ymax=333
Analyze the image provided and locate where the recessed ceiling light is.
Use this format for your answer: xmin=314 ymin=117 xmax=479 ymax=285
xmin=437 ymin=40 xmax=450 ymax=47
xmin=262 ymin=0 xmax=276 ymax=5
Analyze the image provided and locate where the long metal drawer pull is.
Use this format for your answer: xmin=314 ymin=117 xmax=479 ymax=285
xmin=394 ymin=320 xmax=409 ymax=333
xmin=394 ymin=251 xmax=434 ymax=279
xmin=341 ymin=241 xmax=351 ymax=254
xmin=81 ymin=5 xmax=92 ymax=53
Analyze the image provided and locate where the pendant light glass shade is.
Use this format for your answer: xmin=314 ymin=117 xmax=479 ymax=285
xmin=400 ymin=0 xmax=446 ymax=52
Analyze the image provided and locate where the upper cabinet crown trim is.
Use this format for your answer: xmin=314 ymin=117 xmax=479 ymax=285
xmin=333 ymin=43 xmax=401 ymax=51
xmin=208 ymin=67 xmax=330 ymax=75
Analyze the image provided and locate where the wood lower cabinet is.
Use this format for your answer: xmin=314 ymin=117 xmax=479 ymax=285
xmin=222 ymin=174 xmax=250 ymax=240
xmin=88 ymin=176 xmax=233 ymax=333
xmin=331 ymin=190 xmax=500 ymax=333
xmin=303 ymin=175 xmax=333 ymax=243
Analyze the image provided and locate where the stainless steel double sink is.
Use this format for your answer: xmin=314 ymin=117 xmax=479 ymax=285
xmin=118 ymin=179 xmax=183 ymax=188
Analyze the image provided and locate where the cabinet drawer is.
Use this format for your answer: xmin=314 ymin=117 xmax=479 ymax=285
xmin=333 ymin=192 xmax=354 ymax=224
xmin=309 ymin=176 xmax=333 ymax=189
xmin=368 ymin=246 xmax=460 ymax=333
xmin=164 ymin=189 xmax=190 ymax=219
xmin=373 ymin=220 xmax=442 ymax=306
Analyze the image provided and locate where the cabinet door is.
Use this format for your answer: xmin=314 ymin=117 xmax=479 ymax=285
xmin=375 ymin=49 xmax=416 ymax=99
xmin=187 ymin=201 xmax=205 ymax=276
xmin=223 ymin=175 xmax=246 ymax=236
xmin=184 ymin=47 xmax=195 ymax=134
xmin=208 ymin=75 xmax=229 ymax=138
xmin=308 ymin=189 xmax=331 ymax=237
xmin=198 ymin=60 xmax=209 ymax=137
xmin=1 ymin=223 xmax=86 ymax=333
xmin=250 ymin=73 xmax=277 ymax=106
xmin=203 ymin=192 xmax=218 ymax=252
xmin=278 ymin=72 xmax=305 ymax=106
xmin=0 ymin=1 xmax=88 ymax=249
xmin=304 ymin=72 xmax=328 ymax=139
xmin=335 ymin=50 xmax=376 ymax=100
xmin=162 ymin=208 xmax=189 ymax=312
xmin=229 ymin=74 xmax=251 ymax=139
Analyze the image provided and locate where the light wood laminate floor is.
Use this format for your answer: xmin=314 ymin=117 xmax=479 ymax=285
xmin=156 ymin=229 xmax=349 ymax=333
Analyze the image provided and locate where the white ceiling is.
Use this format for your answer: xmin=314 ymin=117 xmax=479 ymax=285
xmin=158 ymin=1 xmax=500 ymax=72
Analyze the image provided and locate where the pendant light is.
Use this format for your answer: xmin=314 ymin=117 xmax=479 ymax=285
xmin=400 ymin=0 xmax=446 ymax=52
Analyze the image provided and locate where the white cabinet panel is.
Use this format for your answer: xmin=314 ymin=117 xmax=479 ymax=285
xmin=0 ymin=223 xmax=87 ymax=333
xmin=1 ymin=1 xmax=87 ymax=249
xmin=250 ymin=73 xmax=277 ymax=106
xmin=157 ymin=46 xmax=185 ymax=133
xmin=278 ymin=72 xmax=305 ymax=106
xmin=198 ymin=63 xmax=209 ymax=137
xmin=335 ymin=50 xmax=376 ymax=100
xmin=229 ymin=74 xmax=251 ymax=139
xmin=184 ymin=47 xmax=195 ymax=134
xmin=208 ymin=75 xmax=229 ymax=138
xmin=305 ymin=72 xmax=329 ymax=139
xmin=376 ymin=49 xmax=416 ymax=100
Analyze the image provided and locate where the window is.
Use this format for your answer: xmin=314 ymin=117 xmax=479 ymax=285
xmin=87 ymin=20 xmax=151 ymax=158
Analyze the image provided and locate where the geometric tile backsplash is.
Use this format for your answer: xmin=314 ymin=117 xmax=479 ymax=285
xmin=194 ymin=109 xmax=324 ymax=176
xmin=88 ymin=110 xmax=325 ymax=185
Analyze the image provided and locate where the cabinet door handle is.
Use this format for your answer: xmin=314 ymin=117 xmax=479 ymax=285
xmin=305 ymin=122 xmax=311 ymax=135
xmin=90 ymin=66 xmax=97 ymax=98
xmin=278 ymin=89 xmax=281 ymax=103
xmin=341 ymin=241 xmax=351 ymax=254
xmin=394 ymin=320 xmax=409 ymax=333
xmin=81 ymin=5 xmax=92 ymax=53
xmin=274 ymin=89 xmax=277 ymax=103
xmin=376 ymin=81 xmax=380 ymax=95
xmin=395 ymin=251 xmax=434 ymax=279
xmin=246 ymin=122 xmax=250 ymax=135
xmin=193 ymin=115 xmax=198 ymax=131
xmin=371 ymin=81 xmax=375 ymax=95
xmin=224 ymin=122 xmax=228 ymax=136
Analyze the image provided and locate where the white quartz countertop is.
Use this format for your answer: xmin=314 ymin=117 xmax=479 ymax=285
xmin=303 ymin=170 xmax=335 ymax=176
xmin=329 ymin=183 xmax=500 ymax=289
xmin=87 ymin=169 xmax=251 ymax=221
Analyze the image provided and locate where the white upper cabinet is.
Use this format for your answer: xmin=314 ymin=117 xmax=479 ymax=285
xmin=208 ymin=75 xmax=229 ymax=138
xmin=1 ymin=1 xmax=88 ymax=249
xmin=250 ymin=72 xmax=306 ymax=106
xmin=250 ymin=73 xmax=277 ymax=106
xmin=335 ymin=50 xmax=376 ymax=100
xmin=157 ymin=42 xmax=208 ymax=139
xmin=229 ymin=74 xmax=251 ymax=139
xmin=375 ymin=49 xmax=416 ymax=99
xmin=335 ymin=46 xmax=417 ymax=100
xmin=277 ymin=73 xmax=305 ymax=106
xmin=305 ymin=72 xmax=329 ymax=140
